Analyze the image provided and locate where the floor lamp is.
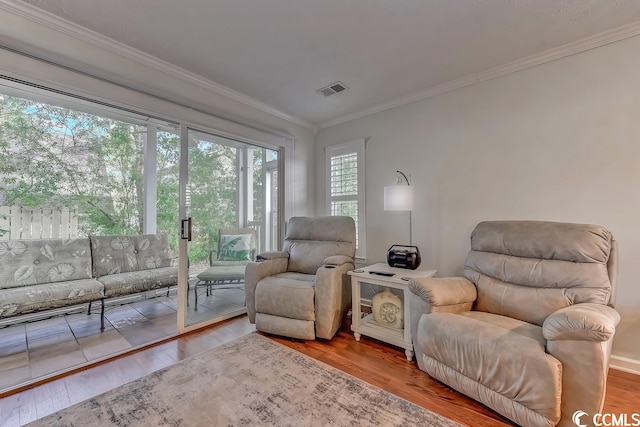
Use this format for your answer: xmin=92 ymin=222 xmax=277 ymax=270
xmin=383 ymin=170 xmax=414 ymax=245
xmin=384 ymin=170 xmax=421 ymax=269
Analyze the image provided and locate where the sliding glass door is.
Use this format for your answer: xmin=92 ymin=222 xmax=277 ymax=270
xmin=0 ymin=86 xmax=185 ymax=390
xmin=178 ymin=128 xmax=280 ymax=329
xmin=0 ymin=75 xmax=285 ymax=392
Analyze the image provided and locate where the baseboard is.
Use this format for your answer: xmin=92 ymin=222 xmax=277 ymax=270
xmin=610 ymin=355 xmax=640 ymax=376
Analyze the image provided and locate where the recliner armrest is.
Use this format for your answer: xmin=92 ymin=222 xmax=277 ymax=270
xmin=315 ymin=261 xmax=354 ymax=339
xmin=256 ymin=251 xmax=290 ymax=261
xmin=324 ymin=255 xmax=353 ymax=267
xmin=244 ymin=257 xmax=289 ymax=324
xmin=543 ymin=303 xmax=621 ymax=342
xmin=409 ymin=277 xmax=477 ymax=307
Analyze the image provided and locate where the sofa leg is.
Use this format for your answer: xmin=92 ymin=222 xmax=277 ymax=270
xmin=87 ymin=301 xmax=92 ymax=315
xmin=100 ymin=299 xmax=105 ymax=331
xmin=194 ymin=282 xmax=199 ymax=311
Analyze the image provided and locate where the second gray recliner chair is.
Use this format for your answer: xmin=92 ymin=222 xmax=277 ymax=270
xmin=245 ymin=216 xmax=356 ymax=340
xmin=409 ymin=220 xmax=620 ymax=427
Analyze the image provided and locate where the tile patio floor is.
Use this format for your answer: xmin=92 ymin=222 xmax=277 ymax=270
xmin=0 ymin=286 xmax=246 ymax=393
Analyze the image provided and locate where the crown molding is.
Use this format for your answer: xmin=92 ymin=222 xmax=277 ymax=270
xmin=318 ymin=19 xmax=640 ymax=130
xmin=4 ymin=0 xmax=640 ymax=133
xmin=0 ymin=0 xmax=316 ymax=131
xmin=317 ymin=75 xmax=479 ymax=129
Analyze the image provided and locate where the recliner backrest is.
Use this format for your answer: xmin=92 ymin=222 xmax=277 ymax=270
xmin=463 ymin=220 xmax=615 ymax=326
xmin=283 ymin=216 xmax=356 ymax=274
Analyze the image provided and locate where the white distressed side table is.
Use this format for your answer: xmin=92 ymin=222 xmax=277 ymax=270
xmin=348 ymin=262 xmax=437 ymax=361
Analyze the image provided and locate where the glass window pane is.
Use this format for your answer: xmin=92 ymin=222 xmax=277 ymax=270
xmin=156 ymin=129 xmax=180 ymax=253
xmin=186 ymin=132 xmax=239 ymax=267
xmin=0 ymin=93 xmax=148 ymax=238
xmin=331 ymin=200 xmax=358 ymax=247
xmin=330 ymin=152 xmax=358 ymax=197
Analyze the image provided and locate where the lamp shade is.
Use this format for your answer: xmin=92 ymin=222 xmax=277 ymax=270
xmin=384 ymin=185 xmax=414 ymax=211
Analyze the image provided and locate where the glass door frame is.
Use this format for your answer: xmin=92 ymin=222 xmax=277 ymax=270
xmin=176 ymin=124 xmax=285 ymax=333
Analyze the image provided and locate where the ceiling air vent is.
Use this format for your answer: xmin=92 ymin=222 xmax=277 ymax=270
xmin=316 ymin=82 xmax=349 ymax=97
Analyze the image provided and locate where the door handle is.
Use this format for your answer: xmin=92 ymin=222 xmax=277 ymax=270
xmin=180 ymin=217 xmax=192 ymax=241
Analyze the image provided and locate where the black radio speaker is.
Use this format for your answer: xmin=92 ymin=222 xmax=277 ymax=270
xmin=387 ymin=245 xmax=421 ymax=270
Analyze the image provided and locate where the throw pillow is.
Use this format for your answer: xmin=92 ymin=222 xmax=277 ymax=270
xmin=218 ymin=234 xmax=252 ymax=261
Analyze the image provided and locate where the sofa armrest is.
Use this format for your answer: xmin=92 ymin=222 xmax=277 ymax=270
xmin=324 ymin=255 xmax=353 ymax=267
xmin=244 ymin=258 xmax=289 ymax=323
xmin=543 ymin=303 xmax=621 ymax=342
xmin=256 ymin=251 xmax=290 ymax=261
xmin=408 ymin=277 xmax=477 ymax=308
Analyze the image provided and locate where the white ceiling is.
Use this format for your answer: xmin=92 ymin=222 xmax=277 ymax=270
xmin=17 ymin=0 xmax=640 ymax=128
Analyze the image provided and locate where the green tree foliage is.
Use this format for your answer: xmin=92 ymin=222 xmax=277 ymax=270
xmin=156 ymin=131 xmax=180 ymax=251
xmin=186 ymin=135 xmax=237 ymax=263
xmin=0 ymin=94 xmax=145 ymax=236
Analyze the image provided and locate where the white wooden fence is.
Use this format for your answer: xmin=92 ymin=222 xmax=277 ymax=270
xmin=0 ymin=206 xmax=79 ymax=240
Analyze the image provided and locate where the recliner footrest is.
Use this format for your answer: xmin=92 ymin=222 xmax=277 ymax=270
xmin=255 ymin=313 xmax=315 ymax=340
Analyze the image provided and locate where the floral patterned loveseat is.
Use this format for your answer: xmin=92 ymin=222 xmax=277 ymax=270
xmin=0 ymin=234 xmax=177 ymax=330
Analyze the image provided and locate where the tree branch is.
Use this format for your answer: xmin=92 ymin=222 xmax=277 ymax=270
xmin=85 ymin=199 xmax=116 ymax=226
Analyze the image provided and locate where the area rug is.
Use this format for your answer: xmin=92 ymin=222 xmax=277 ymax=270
xmin=29 ymin=333 xmax=462 ymax=426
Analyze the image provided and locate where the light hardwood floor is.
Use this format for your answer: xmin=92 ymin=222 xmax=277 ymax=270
xmin=1 ymin=315 xmax=638 ymax=427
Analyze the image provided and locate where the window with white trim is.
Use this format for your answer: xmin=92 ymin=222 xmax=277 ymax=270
xmin=326 ymin=139 xmax=366 ymax=259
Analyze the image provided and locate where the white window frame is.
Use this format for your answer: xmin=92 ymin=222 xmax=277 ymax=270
xmin=325 ymin=138 xmax=366 ymax=261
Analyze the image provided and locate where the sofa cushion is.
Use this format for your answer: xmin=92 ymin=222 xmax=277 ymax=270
xmin=0 ymin=238 xmax=93 ymax=289
xmin=255 ymin=274 xmax=315 ymax=320
xmin=0 ymin=278 xmax=103 ymax=317
xmin=91 ymin=234 xmax=173 ymax=277
xmin=417 ymin=311 xmax=562 ymax=424
xmin=90 ymin=235 xmax=137 ymax=277
xmin=132 ymin=235 xmax=174 ymax=270
xmin=97 ymin=266 xmax=178 ymax=297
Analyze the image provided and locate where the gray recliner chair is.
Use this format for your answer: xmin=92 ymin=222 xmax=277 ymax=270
xmin=409 ymin=221 xmax=620 ymax=427
xmin=245 ymin=216 xmax=356 ymax=340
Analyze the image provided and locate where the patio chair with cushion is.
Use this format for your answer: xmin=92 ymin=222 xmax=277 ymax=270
xmin=190 ymin=227 xmax=257 ymax=309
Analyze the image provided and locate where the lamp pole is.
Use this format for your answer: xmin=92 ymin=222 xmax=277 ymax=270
xmin=395 ymin=170 xmax=412 ymax=246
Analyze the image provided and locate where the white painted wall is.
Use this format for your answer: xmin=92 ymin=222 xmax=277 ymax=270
xmin=316 ymin=35 xmax=640 ymax=364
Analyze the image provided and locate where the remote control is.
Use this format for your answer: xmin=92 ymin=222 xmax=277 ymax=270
xmin=369 ymin=271 xmax=395 ymax=277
